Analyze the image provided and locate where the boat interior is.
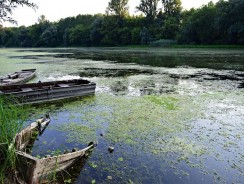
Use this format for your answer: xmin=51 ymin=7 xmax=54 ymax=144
xmin=0 ymin=79 xmax=93 ymax=93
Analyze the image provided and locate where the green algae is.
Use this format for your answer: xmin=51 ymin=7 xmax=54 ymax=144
xmin=2 ymin=47 xmax=243 ymax=183
xmin=88 ymin=162 xmax=98 ymax=169
xmin=144 ymin=95 xmax=178 ymax=110
xmin=44 ymin=90 xmax=244 ymax=183
xmin=118 ymin=157 xmax=124 ymax=162
xmin=51 ymin=93 xmax=206 ymax=159
xmin=54 ymin=122 xmax=97 ymax=144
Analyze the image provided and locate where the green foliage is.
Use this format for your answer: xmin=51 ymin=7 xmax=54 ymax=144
xmin=0 ymin=97 xmax=29 ymax=182
xmin=131 ymin=27 xmax=141 ymax=44
xmin=106 ymin=0 xmax=129 ymax=17
xmin=178 ymin=2 xmax=217 ymax=44
xmin=100 ymin=16 xmax=130 ymax=46
xmin=136 ymin=0 xmax=159 ymax=20
xmin=90 ymin=16 xmax=104 ymax=46
xmin=161 ymin=16 xmax=181 ymax=39
xmin=68 ymin=24 xmax=91 ymax=46
xmin=140 ymin=27 xmax=150 ymax=45
xmin=0 ymin=0 xmax=242 ymax=47
xmin=178 ymin=0 xmax=244 ymax=45
xmin=162 ymin=0 xmax=182 ymax=18
xmin=40 ymin=25 xmax=58 ymax=47
xmin=16 ymin=26 xmax=31 ymax=47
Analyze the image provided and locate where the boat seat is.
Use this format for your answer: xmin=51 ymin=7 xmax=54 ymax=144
xmin=57 ymin=84 xmax=70 ymax=87
xmin=8 ymin=74 xmax=19 ymax=79
xmin=21 ymin=88 xmax=33 ymax=92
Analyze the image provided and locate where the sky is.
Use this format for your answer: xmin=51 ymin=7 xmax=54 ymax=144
xmin=2 ymin=0 xmax=218 ymax=27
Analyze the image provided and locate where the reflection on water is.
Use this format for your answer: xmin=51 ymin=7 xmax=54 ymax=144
xmin=0 ymin=48 xmax=244 ymax=183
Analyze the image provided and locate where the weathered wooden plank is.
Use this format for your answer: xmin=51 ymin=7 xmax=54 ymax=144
xmin=16 ymin=144 xmax=95 ymax=184
xmin=16 ymin=151 xmax=39 ymax=184
xmin=13 ymin=115 xmax=95 ymax=183
xmin=15 ymin=116 xmax=51 ymax=151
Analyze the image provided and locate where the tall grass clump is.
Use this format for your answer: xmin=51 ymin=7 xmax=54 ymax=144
xmin=0 ymin=97 xmax=29 ymax=182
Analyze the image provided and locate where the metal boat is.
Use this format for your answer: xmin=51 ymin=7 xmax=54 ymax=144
xmin=0 ymin=78 xmax=96 ymax=104
xmin=0 ymin=69 xmax=36 ymax=86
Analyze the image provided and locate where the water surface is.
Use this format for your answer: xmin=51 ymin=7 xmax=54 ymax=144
xmin=0 ymin=48 xmax=244 ymax=183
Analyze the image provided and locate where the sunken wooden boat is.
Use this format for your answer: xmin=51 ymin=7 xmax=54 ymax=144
xmin=0 ymin=78 xmax=96 ymax=104
xmin=14 ymin=114 xmax=51 ymax=151
xmin=0 ymin=69 xmax=36 ymax=86
xmin=14 ymin=114 xmax=96 ymax=184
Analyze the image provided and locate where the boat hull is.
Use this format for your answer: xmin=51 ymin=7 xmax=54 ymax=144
xmin=0 ymin=69 xmax=36 ymax=86
xmin=0 ymin=79 xmax=96 ymax=104
xmin=14 ymin=115 xmax=95 ymax=184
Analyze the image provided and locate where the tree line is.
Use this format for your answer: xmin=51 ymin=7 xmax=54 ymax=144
xmin=0 ymin=0 xmax=243 ymax=47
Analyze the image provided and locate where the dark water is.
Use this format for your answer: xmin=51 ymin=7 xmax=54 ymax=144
xmin=1 ymin=48 xmax=244 ymax=183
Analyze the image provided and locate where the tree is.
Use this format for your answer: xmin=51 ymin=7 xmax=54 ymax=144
xmin=156 ymin=0 xmax=182 ymax=39
xmin=177 ymin=2 xmax=217 ymax=44
xmin=106 ymin=0 xmax=129 ymax=17
xmin=119 ymin=27 xmax=131 ymax=45
xmin=162 ymin=0 xmax=182 ymax=18
xmin=1 ymin=27 xmax=17 ymax=46
xmin=90 ymin=16 xmax=104 ymax=46
xmin=68 ymin=24 xmax=91 ymax=46
xmin=131 ymin=27 xmax=141 ymax=44
xmin=17 ymin=26 xmax=31 ymax=47
xmin=136 ymin=0 xmax=159 ymax=20
xmin=161 ymin=17 xmax=180 ymax=39
xmin=100 ymin=16 xmax=121 ymax=45
xmin=140 ymin=27 xmax=150 ymax=44
xmin=28 ymin=15 xmax=50 ymax=46
xmin=0 ymin=0 xmax=37 ymax=24
xmin=215 ymin=0 xmax=244 ymax=44
xmin=40 ymin=25 xmax=58 ymax=47
xmin=38 ymin=15 xmax=48 ymax=24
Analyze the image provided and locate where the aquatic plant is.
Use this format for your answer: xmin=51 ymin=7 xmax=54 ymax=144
xmin=52 ymin=93 xmax=206 ymax=160
xmin=0 ymin=97 xmax=29 ymax=182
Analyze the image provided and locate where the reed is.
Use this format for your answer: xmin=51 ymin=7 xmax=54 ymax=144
xmin=0 ymin=97 xmax=29 ymax=182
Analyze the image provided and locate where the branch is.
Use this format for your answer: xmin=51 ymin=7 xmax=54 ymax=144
xmin=0 ymin=0 xmax=38 ymax=25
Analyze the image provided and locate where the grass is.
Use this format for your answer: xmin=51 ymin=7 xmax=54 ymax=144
xmin=0 ymin=97 xmax=29 ymax=183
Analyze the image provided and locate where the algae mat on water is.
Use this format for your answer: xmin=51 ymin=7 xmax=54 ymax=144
xmin=53 ymin=93 xmax=206 ymax=161
xmin=38 ymin=91 xmax=244 ymax=183
xmin=3 ymin=47 xmax=243 ymax=183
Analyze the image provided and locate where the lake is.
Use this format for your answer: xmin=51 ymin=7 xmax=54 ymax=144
xmin=0 ymin=47 xmax=244 ymax=183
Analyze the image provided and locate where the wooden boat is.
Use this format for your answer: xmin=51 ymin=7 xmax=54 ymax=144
xmin=0 ymin=69 xmax=36 ymax=86
xmin=14 ymin=115 xmax=96 ymax=184
xmin=0 ymin=78 xmax=96 ymax=104
xmin=14 ymin=114 xmax=51 ymax=151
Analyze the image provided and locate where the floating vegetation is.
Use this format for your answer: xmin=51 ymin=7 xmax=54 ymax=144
xmin=50 ymin=93 xmax=205 ymax=160
xmin=144 ymin=95 xmax=178 ymax=110
xmin=1 ymin=48 xmax=244 ymax=183
xmin=42 ymin=91 xmax=244 ymax=183
xmin=54 ymin=123 xmax=97 ymax=144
